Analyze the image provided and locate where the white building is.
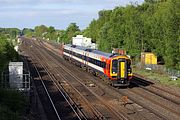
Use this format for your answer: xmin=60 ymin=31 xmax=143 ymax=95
xmin=72 ymin=35 xmax=97 ymax=49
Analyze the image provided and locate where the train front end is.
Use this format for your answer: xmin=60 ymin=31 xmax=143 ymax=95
xmin=110 ymin=55 xmax=132 ymax=86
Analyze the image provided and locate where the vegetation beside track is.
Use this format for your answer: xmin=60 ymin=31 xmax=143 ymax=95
xmin=134 ymin=68 xmax=180 ymax=87
xmin=0 ymin=88 xmax=27 ymax=120
xmin=0 ymin=34 xmax=19 ymax=72
xmin=0 ymin=34 xmax=26 ymax=120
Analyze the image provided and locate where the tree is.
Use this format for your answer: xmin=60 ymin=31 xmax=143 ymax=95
xmin=0 ymin=28 xmax=20 ymax=39
xmin=83 ymin=0 xmax=179 ymax=68
xmin=0 ymin=34 xmax=18 ymax=72
xmin=65 ymin=23 xmax=80 ymax=43
xmin=22 ymin=28 xmax=34 ymax=37
xmin=34 ymin=25 xmax=48 ymax=37
xmin=46 ymin=26 xmax=56 ymax=41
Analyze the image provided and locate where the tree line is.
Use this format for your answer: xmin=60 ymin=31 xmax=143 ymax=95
xmin=82 ymin=0 xmax=179 ymax=69
xmin=0 ymin=28 xmax=21 ymax=39
xmin=22 ymin=23 xmax=81 ymax=43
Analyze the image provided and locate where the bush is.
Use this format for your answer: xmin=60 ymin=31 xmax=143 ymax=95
xmin=0 ymin=88 xmax=26 ymax=120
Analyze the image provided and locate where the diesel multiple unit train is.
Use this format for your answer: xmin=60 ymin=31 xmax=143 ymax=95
xmin=62 ymin=44 xmax=133 ymax=86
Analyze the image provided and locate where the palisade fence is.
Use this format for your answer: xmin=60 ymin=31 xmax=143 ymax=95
xmin=135 ymin=63 xmax=180 ymax=78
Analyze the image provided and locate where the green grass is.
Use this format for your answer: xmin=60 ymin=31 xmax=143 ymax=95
xmin=133 ymin=68 xmax=180 ymax=87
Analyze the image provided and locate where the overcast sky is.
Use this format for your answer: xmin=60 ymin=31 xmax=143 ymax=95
xmin=0 ymin=0 xmax=144 ymax=30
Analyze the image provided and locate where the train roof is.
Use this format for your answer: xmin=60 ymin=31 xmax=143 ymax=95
xmin=64 ymin=44 xmax=114 ymax=58
xmin=65 ymin=44 xmax=87 ymax=51
xmin=91 ymin=50 xmax=113 ymax=58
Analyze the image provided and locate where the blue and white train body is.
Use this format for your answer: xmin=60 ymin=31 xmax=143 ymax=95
xmin=62 ymin=44 xmax=133 ymax=86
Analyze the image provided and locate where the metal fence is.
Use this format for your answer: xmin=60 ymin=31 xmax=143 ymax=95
xmin=1 ymin=72 xmax=31 ymax=91
xmin=136 ymin=63 xmax=180 ymax=78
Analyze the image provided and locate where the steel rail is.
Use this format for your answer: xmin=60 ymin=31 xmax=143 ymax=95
xmin=33 ymin=62 xmax=62 ymax=120
xmin=35 ymin=42 xmax=129 ymax=120
xmin=33 ymin=43 xmax=104 ymax=119
xmin=30 ymin=43 xmax=86 ymax=120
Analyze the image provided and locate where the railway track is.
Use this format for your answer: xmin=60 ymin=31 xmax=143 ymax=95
xmin=32 ymin=39 xmax=163 ymax=120
xmin=34 ymin=39 xmax=168 ymax=119
xmin=31 ymin=39 xmax=130 ymax=120
xmin=20 ymin=38 xmax=180 ymax=120
xmin=126 ymin=76 xmax=180 ymax=119
xmin=32 ymin=61 xmax=62 ymax=120
xmin=132 ymin=75 xmax=180 ymax=105
xmin=21 ymin=40 xmax=86 ymax=120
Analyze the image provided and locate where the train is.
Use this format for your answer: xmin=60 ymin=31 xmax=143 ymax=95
xmin=62 ymin=44 xmax=133 ymax=86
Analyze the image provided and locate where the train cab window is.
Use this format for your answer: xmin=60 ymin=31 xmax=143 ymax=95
xmin=127 ymin=60 xmax=132 ymax=73
xmin=127 ymin=60 xmax=131 ymax=68
xmin=112 ymin=60 xmax=118 ymax=74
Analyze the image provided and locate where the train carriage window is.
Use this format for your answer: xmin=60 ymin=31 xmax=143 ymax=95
xmin=68 ymin=50 xmax=70 ymax=54
xmin=79 ymin=54 xmax=81 ymax=58
xmin=98 ymin=61 xmax=101 ymax=66
xmin=94 ymin=59 xmax=97 ymax=64
xmin=92 ymin=59 xmax=94 ymax=64
xmin=89 ymin=57 xmax=91 ymax=62
xmin=86 ymin=56 xmax=88 ymax=61
xmin=96 ymin=60 xmax=99 ymax=66
xmin=100 ymin=62 xmax=102 ymax=67
xmin=112 ymin=60 xmax=118 ymax=74
xmin=101 ymin=62 xmax=106 ymax=68
xmin=64 ymin=49 xmax=67 ymax=53
xmin=95 ymin=60 xmax=97 ymax=65
xmin=66 ymin=49 xmax=69 ymax=54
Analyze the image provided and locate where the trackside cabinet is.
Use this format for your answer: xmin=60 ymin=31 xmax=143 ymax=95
xmin=9 ymin=62 xmax=23 ymax=89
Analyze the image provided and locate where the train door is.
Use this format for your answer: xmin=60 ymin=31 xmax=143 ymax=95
xmin=82 ymin=52 xmax=87 ymax=70
xmin=82 ymin=52 xmax=85 ymax=64
xmin=85 ymin=52 xmax=88 ymax=66
xmin=118 ymin=59 xmax=127 ymax=79
xmin=69 ymin=48 xmax=72 ymax=61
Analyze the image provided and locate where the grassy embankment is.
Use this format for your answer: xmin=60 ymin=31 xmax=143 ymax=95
xmin=134 ymin=68 xmax=180 ymax=87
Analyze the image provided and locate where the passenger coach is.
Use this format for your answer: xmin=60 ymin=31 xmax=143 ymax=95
xmin=62 ymin=44 xmax=133 ymax=86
